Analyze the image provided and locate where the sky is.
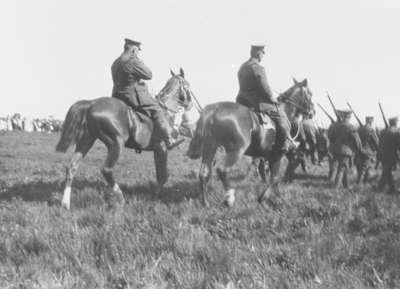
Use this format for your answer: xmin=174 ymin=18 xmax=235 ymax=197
xmin=1 ymin=0 xmax=399 ymax=127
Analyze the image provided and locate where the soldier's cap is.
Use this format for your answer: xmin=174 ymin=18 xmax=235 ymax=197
xmin=336 ymin=109 xmax=352 ymax=118
xmin=389 ymin=116 xmax=398 ymax=125
xmin=251 ymin=45 xmax=265 ymax=53
xmin=365 ymin=116 xmax=374 ymax=122
xmin=124 ymin=38 xmax=141 ymax=50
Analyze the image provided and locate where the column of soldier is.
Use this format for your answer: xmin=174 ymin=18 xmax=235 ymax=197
xmin=313 ymin=94 xmax=399 ymax=193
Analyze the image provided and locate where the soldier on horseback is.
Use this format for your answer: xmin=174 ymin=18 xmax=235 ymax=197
xmin=111 ymin=38 xmax=183 ymax=149
xmin=236 ymin=45 xmax=294 ymax=153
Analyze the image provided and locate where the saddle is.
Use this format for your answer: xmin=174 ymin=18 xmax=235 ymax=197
xmin=255 ymin=112 xmax=275 ymax=130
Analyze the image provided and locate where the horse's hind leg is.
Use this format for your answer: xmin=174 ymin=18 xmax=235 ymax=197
xmin=101 ymin=137 xmax=125 ymax=206
xmin=216 ymin=149 xmax=245 ymax=207
xmin=62 ymin=135 xmax=95 ymax=210
xmin=258 ymin=158 xmax=268 ymax=183
xmin=199 ymin=142 xmax=217 ymax=207
xmin=153 ymin=143 xmax=168 ymax=195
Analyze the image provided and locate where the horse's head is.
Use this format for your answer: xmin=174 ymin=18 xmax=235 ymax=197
xmin=278 ymin=78 xmax=314 ymax=119
xmin=156 ymin=68 xmax=194 ymax=112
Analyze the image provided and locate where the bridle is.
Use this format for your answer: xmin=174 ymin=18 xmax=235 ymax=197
xmin=157 ymin=76 xmax=192 ymax=113
xmin=278 ymin=84 xmax=313 ymax=142
xmin=279 ymin=85 xmax=313 ymax=116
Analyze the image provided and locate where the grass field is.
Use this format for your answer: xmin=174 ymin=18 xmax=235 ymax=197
xmin=0 ymin=131 xmax=400 ymax=289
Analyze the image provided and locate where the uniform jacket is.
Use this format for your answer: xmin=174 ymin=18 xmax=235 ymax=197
xmin=236 ymin=58 xmax=275 ymax=112
xmin=329 ymin=122 xmax=363 ymax=156
xmin=378 ymin=127 xmax=400 ymax=164
xmin=111 ymin=52 xmax=158 ymax=111
xmin=358 ymin=124 xmax=379 ymax=155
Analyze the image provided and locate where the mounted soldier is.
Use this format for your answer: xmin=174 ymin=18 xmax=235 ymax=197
xmin=378 ymin=117 xmax=400 ymax=193
xmin=355 ymin=116 xmax=379 ymax=184
xmin=329 ymin=110 xmax=367 ymax=189
xmin=236 ymin=45 xmax=295 ymax=153
xmin=111 ymin=38 xmax=183 ymax=149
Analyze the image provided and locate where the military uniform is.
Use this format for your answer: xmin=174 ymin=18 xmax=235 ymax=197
xmin=327 ymin=121 xmax=341 ymax=181
xmin=301 ymin=118 xmax=318 ymax=164
xmin=316 ymin=128 xmax=329 ymax=165
xmin=378 ymin=117 xmax=400 ymax=193
xmin=328 ymin=110 xmax=366 ymax=188
xmin=355 ymin=118 xmax=379 ymax=184
xmin=111 ymin=38 xmax=182 ymax=149
xmin=111 ymin=48 xmax=158 ymax=114
xmin=235 ymin=47 xmax=290 ymax=152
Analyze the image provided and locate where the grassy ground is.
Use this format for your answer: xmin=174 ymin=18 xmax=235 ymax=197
xmin=0 ymin=131 xmax=400 ymax=289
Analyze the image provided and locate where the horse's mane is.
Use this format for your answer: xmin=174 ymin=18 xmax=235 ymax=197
xmin=278 ymin=85 xmax=297 ymax=103
xmin=155 ymin=77 xmax=179 ymax=101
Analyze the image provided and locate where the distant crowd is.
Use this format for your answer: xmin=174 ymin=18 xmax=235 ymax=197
xmin=0 ymin=113 xmax=63 ymax=133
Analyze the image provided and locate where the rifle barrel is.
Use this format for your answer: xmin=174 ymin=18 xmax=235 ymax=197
xmin=378 ymin=101 xmax=389 ymax=129
xmin=346 ymin=102 xmax=363 ymax=126
xmin=318 ymin=103 xmax=335 ymax=123
xmin=327 ymin=92 xmax=340 ymax=122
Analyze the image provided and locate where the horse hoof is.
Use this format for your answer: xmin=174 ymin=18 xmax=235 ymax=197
xmin=61 ymin=201 xmax=70 ymax=210
xmin=153 ymin=185 xmax=162 ymax=196
xmin=223 ymin=199 xmax=234 ymax=207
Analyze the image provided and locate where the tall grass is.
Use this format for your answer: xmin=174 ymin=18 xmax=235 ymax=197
xmin=0 ymin=131 xmax=399 ymax=288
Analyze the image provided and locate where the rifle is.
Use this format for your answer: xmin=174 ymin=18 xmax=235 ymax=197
xmin=378 ymin=101 xmax=389 ymax=129
xmin=317 ymin=103 xmax=335 ymax=123
xmin=346 ymin=102 xmax=363 ymax=127
xmin=327 ymin=92 xmax=340 ymax=122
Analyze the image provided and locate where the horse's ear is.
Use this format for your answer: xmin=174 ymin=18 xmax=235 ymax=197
xmin=292 ymin=77 xmax=299 ymax=85
xmin=179 ymin=68 xmax=185 ymax=78
xmin=170 ymin=69 xmax=176 ymax=77
xmin=301 ymin=78 xmax=308 ymax=87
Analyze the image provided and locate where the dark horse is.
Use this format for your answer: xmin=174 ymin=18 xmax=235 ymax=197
xmin=56 ymin=69 xmax=194 ymax=210
xmin=186 ymin=78 xmax=314 ymax=207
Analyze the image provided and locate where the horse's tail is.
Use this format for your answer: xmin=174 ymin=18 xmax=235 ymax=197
xmin=186 ymin=104 xmax=215 ymax=160
xmin=55 ymin=100 xmax=92 ymax=153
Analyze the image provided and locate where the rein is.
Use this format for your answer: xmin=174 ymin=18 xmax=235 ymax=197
xmin=278 ymin=86 xmax=311 ymax=142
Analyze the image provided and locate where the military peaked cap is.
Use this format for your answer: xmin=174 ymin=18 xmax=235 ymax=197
xmin=337 ymin=109 xmax=352 ymax=118
xmin=251 ymin=45 xmax=265 ymax=52
xmin=124 ymin=38 xmax=141 ymax=49
xmin=389 ymin=116 xmax=398 ymax=125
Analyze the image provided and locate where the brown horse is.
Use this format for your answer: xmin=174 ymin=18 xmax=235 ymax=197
xmin=56 ymin=69 xmax=194 ymax=210
xmin=186 ymin=78 xmax=314 ymax=207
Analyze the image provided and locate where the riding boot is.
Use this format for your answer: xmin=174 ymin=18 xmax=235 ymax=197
xmin=152 ymin=110 xmax=184 ymax=150
xmin=274 ymin=117 xmax=297 ymax=154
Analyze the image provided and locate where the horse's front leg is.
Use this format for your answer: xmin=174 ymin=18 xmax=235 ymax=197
xmin=153 ymin=143 xmax=169 ymax=195
xmin=258 ymin=154 xmax=283 ymax=204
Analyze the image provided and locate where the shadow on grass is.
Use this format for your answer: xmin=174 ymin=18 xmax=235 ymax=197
xmin=0 ymin=177 xmax=201 ymax=205
xmin=0 ymin=178 xmax=104 ymax=203
xmin=122 ymin=180 xmax=201 ymax=204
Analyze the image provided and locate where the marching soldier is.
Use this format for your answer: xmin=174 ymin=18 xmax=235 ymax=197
xmin=329 ymin=110 xmax=367 ymax=189
xmin=236 ymin=45 xmax=294 ymax=153
xmin=377 ymin=117 xmax=400 ymax=193
xmin=327 ymin=120 xmax=341 ymax=182
xmin=111 ymin=38 xmax=183 ymax=149
xmin=355 ymin=116 xmax=379 ymax=184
